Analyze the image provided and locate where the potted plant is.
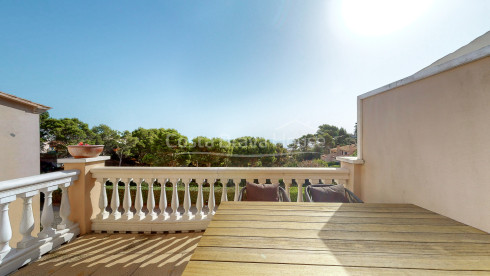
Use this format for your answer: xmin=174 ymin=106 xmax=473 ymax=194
xmin=67 ymin=142 xmax=104 ymax=158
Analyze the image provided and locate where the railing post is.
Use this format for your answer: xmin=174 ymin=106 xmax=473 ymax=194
xmin=183 ymin=179 xmax=194 ymax=220
xmin=147 ymin=178 xmax=157 ymax=221
xmin=0 ymin=196 xmax=15 ymax=260
xmin=38 ymin=187 xmax=57 ymax=239
xmin=57 ymin=183 xmax=74 ymax=230
xmin=58 ymin=156 xmax=110 ymax=235
xmin=122 ymin=178 xmax=133 ymax=220
xmin=96 ymin=178 xmax=109 ymax=220
xmin=17 ymin=192 xmax=37 ymax=248
xmin=159 ymin=179 xmax=169 ymax=220
xmin=297 ymin=180 xmax=304 ymax=202
xmin=208 ymin=179 xmax=216 ymax=216
xmin=233 ymin=179 xmax=241 ymax=201
xmin=134 ymin=178 xmax=145 ymax=220
xmin=195 ymin=178 xmax=206 ymax=219
xmin=221 ymin=179 xmax=228 ymax=203
xmin=111 ymin=178 xmax=121 ymax=220
xmin=337 ymin=156 xmax=364 ymax=197
xmin=170 ymin=178 xmax=181 ymax=220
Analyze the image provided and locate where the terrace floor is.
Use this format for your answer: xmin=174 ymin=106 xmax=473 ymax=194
xmin=12 ymin=232 xmax=202 ymax=276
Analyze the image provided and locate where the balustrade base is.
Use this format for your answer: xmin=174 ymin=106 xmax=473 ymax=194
xmin=91 ymin=217 xmax=210 ymax=234
xmin=0 ymin=223 xmax=79 ymax=276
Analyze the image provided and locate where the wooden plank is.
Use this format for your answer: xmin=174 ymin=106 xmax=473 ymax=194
xmin=197 ymin=235 xmax=490 ymax=256
xmin=207 ymin=220 xmax=484 ymax=234
xmin=211 ymin=213 xmax=464 ymax=226
xmin=218 ymin=204 xmax=432 ymax=213
xmin=203 ymin=227 xmax=490 ymax=243
xmin=190 ymin=247 xmax=490 ymax=271
xmin=220 ymin=202 xmax=416 ymax=208
xmin=183 ymin=261 xmax=490 ymax=276
xmin=216 ymin=209 xmax=446 ymax=218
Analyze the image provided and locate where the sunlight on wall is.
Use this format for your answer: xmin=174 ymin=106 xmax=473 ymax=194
xmin=341 ymin=0 xmax=433 ymax=36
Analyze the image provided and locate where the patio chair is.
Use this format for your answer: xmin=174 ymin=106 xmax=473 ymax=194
xmin=306 ymin=184 xmax=363 ymax=203
xmin=238 ymin=182 xmax=291 ymax=202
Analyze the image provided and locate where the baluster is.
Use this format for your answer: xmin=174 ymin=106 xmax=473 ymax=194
xmin=170 ymin=178 xmax=181 ymax=220
xmin=195 ymin=178 xmax=206 ymax=219
xmin=159 ymin=179 xmax=169 ymax=220
xmin=97 ymin=178 xmax=109 ymax=219
xmin=110 ymin=178 xmax=121 ymax=220
xmin=258 ymin=178 xmax=266 ymax=184
xmin=58 ymin=183 xmax=73 ymax=230
xmin=324 ymin=178 xmax=333 ymax=185
xmin=134 ymin=178 xmax=145 ymax=220
xmin=208 ymin=179 xmax=216 ymax=216
xmin=233 ymin=179 xmax=241 ymax=201
xmin=17 ymin=192 xmax=37 ymax=248
xmin=38 ymin=187 xmax=56 ymax=238
xmin=297 ymin=180 xmax=304 ymax=202
xmin=183 ymin=179 xmax=194 ymax=220
xmin=0 ymin=197 xmax=15 ymax=260
xmin=122 ymin=178 xmax=133 ymax=220
xmin=147 ymin=178 xmax=157 ymax=220
xmin=221 ymin=179 xmax=228 ymax=203
xmin=284 ymin=178 xmax=292 ymax=201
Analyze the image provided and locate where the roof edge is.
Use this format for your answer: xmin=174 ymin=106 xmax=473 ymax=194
xmin=359 ymin=45 xmax=490 ymax=100
xmin=0 ymin=91 xmax=51 ymax=114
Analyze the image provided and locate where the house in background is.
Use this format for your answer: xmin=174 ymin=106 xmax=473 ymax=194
xmin=0 ymin=91 xmax=50 ymax=246
xmin=322 ymin=144 xmax=357 ymax=162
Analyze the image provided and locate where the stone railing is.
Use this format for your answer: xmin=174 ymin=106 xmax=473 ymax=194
xmin=0 ymin=170 xmax=80 ymax=276
xmin=89 ymin=166 xmax=350 ymax=233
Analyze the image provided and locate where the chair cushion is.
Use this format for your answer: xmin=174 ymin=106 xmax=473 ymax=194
xmin=309 ymin=184 xmax=349 ymax=203
xmin=245 ymin=182 xmax=280 ymax=202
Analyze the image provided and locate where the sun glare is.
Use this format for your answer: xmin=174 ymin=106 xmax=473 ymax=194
xmin=341 ymin=0 xmax=433 ymax=36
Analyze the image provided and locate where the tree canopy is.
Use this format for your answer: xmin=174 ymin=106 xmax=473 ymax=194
xmin=40 ymin=112 xmax=355 ymax=167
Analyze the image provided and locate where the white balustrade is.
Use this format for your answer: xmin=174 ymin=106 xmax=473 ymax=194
xmin=233 ymin=178 xmax=240 ymax=201
xmin=97 ymin=178 xmax=109 ymax=219
xmin=17 ymin=192 xmax=36 ymax=248
xmin=122 ymin=178 xmax=133 ymax=220
xmin=220 ymin=180 xmax=228 ymax=203
xmin=134 ymin=179 xmax=145 ymax=220
xmin=159 ymin=179 xmax=169 ymax=220
xmin=57 ymin=184 xmax=73 ymax=230
xmin=146 ymin=178 xmax=157 ymax=221
xmin=208 ymin=180 xmax=216 ymax=216
xmin=110 ymin=179 xmax=121 ymax=220
xmin=38 ymin=188 xmax=56 ymax=239
xmin=183 ymin=179 xmax=194 ymax=220
xmin=89 ymin=167 xmax=350 ymax=233
xmin=170 ymin=178 xmax=181 ymax=220
xmin=195 ymin=178 xmax=205 ymax=220
xmin=0 ymin=170 xmax=79 ymax=275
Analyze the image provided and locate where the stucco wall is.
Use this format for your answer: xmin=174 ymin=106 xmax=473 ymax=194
xmin=0 ymin=98 xmax=41 ymax=245
xmin=359 ymin=56 xmax=490 ymax=232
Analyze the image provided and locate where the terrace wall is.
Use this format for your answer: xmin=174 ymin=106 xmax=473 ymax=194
xmin=0 ymin=98 xmax=41 ymax=245
xmin=358 ymin=56 xmax=490 ymax=232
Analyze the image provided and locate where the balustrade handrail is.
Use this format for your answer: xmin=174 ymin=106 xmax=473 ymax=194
xmin=0 ymin=170 xmax=80 ymax=275
xmin=90 ymin=166 xmax=349 ymax=180
xmin=0 ymin=170 xmax=79 ymax=195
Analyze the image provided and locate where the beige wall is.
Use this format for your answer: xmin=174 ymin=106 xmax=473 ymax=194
xmin=0 ymin=98 xmax=41 ymax=245
xmin=359 ymin=56 xmax=490 ymax=232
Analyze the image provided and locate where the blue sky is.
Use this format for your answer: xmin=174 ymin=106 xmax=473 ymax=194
xmin=1 ymin=0 xmax=489 ymax=143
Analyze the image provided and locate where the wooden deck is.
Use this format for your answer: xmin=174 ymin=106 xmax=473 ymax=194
xmin=12 ymin=232 xmax=202 ymax=276
xmin=183 ymin=202 xmax=490 ymax=275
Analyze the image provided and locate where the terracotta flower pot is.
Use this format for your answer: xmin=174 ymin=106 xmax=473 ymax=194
xmin=67 ymin=145 xmax=104 ymax=158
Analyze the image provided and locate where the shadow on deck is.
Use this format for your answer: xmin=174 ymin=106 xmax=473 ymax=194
xmin=12 ymin=232 xmax=203 ymax=276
